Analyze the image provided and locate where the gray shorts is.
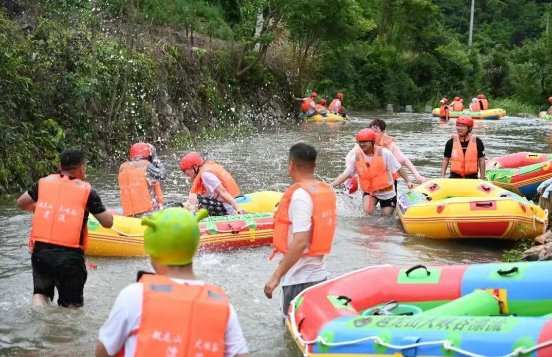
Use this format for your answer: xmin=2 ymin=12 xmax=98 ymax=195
xmin=282 ymin=279 xmax=326 ymax=316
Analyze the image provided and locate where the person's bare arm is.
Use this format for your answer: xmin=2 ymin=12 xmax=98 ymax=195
xmin=479 ymin=157 xmax=486 ymax=180
xmin=93 ymin=211 xmax=113 ymax=228
xmin=264 ymin=232 xmax=309 ymax=299
xmin=95 ymin=341 xmax=111 ymax=357
xmin=441 ymin=157 xmax=450 ymax=178
xmin=215 ymin=185 xmax=245 ymax=213
xmin=330 ymin=173 xmax=350 ymax=188
xmin=17 ymin=192 xmax=36 ymax=212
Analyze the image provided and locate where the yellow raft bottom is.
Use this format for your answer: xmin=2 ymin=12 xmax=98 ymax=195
xmin=305 ymin=113 xmax=345 ymax=122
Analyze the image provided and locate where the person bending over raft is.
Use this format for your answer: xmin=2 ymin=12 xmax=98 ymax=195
xmin=17 ymin=149 xmax=114 ymax=308
xmin=330 ymin=129 xmax=415 ymax=216
xmin=180 ymin=152 xmax=246 ymax=216
xmin=441 ymin=116 xmax=486 ymax=179
xmin=470 ymin=98 xmax=481 ymax=112
xmin=95 ymin=208 xmax=249 ymax=357
xmin=439 ymin=98 xmax=450 ymax=123
xmin=478 ymin=93 xmax=489 ymax=110
xmin=315 ymin=99 xmax=328 ymax=115
xmin=546 ymin=97 xmax=552 ymax=115
xmin=451 ymin=96 xmax=463 ymax=111
xmin=328 ymin=93 xmax=346 ymax=117
xmin=118 ymin=143 xmax=167 ymax=217
xmin=296 ymin=92 xmax=318 ymax=117
xmin=264 ymin=143 xmax=336 ymax=316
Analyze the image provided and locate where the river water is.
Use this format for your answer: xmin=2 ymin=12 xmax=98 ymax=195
xmin=0 ymin=112 xmax=549 ymax=356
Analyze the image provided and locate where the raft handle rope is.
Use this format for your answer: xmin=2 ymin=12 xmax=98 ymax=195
xmin=288 ymin=265 xmax=552 ymax=357
xmin=497 ymin=267 xmax=519 ymax=276
xmin=405 ymin=264 xmax=430 ymax=277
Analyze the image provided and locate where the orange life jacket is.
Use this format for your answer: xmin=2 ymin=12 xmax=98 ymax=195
xmin=119 ymin=160 xmax=157 ymax=216
xmin=450 ymin=135 xmax=479 ymax=176
xmin=355 ymin=148 xmax=393 ymax=194
xmin=482 ymin=99 xmax=489 ymax=110
xmin=118 ymin=275 xmax=229 ymax=357
xmin=29 ymin=174 xmax=91 ymax=250
xmin=452 ymin=101 xmax=463 ymax=111
xmin=190 ymin=161 xmax=241 ymax=198
xmin=377 ymin=134 xmax=395 ymax=150
xmin=301 ymin=98 xmax=314 ymax=113
xmin=470 ymin=102 xmax=481 ymax=112
xmin=271 ymin=181 xmax=336 ymax=259
xmin=439 ymin=104 xmax=449 ymax=117
xmin=328 ymin=99 xmax=341 ymax=113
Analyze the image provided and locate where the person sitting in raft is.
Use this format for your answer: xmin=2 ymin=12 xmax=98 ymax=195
xmin=470 ymin=98 xmax=481 ymax=112
xmin=264 ymin=143 xmax=336 ymax=317
xmin=179 ymin=152 xmax=246 ymax=216
xmin=297 ymin=92 xmax=317 ymax=117
xmin=451 ymin=96 xmax=463 ymax=111
xmin=441 ymin=115 xmax=485 ymax=179
xmin=315 ymin=99 xmax=328 ymax=115
xmin=118 ymin=142 xmax=167 ymax=216
xmin=95 ymin=208 xmax=249 ymax=357
xmin=328 ymin=93 xmax=346 ymax=117
xmin=330 ymin=129 xmax=415 ymax=216
xmin=478 ymin=93 xmax=489 ymax=110
xmin=439 ymin=98 xmax=450 ymax=123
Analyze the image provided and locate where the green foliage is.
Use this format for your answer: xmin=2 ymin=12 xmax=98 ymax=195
xmin=503 ymin=239 xmax=534 ymax=263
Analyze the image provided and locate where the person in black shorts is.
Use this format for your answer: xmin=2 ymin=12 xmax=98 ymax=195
xmin=17 ymin=149 xmax=113 ymax=308
xmin=441 ymin=116 xmax=486 ymax=179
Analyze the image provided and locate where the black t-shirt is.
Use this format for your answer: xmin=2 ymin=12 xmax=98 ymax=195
xmin=28 ymin=175 xmax=106 ymax=247
xmin=443 ymin=137 xmax=485 ymax=158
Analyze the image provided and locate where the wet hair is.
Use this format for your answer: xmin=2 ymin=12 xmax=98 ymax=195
xmin=369 ymin=119 xmax=387 ymax=131
xmin=289 ymin=143 xmax=317 ymax=170
xmin=60 ymin=149 xmax=85 ymax=171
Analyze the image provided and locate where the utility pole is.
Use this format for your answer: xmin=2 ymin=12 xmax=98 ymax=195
xmin=468 ymin=0 xmax=475 ymax=52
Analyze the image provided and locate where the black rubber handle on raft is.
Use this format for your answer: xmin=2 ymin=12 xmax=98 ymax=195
xmin=480 ymin=185 xmax=491 ymax=192
xmin=336 ymin=296 xmax=352 ymax=306
xmin=475 ymin=201 xmax=494 ymax=207
xmin=405 ymin=265 xmax=430 ymax=277
xmin=497 ymin=267 xmax=519 ymax=276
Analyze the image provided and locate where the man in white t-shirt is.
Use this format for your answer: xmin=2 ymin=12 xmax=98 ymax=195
xmin=330 ymin=128 xmax=415 ymax=216
xmin=179 ymin=152 xmax=245 ymax=216
xmin=264 ymin=143 xmax=337 ymax=316
xmin=95 ymin=208 xmax=249 ymax=357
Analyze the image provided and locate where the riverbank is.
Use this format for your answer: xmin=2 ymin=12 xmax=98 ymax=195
xmin=0 ymin=4 xmax=297 ymax=195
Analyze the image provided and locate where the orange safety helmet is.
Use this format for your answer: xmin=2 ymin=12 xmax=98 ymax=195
xmin=310 ymin=92 xmax=318 ymax=98
xmin=130 ymin=143 xmax=152 ymax=160
xmin=356 ymin=128 xmax=376 ymax=142
xmin=320 ymin=99 xmax=327 ymax=105
xmin=548 ymin=96 xmax=552 ymax=103
xmin=456 ymin=115 xmax=474 ymax=128
xmin=480 ymin=94 xmax=486 ymax=98
xmin=454 ymin=96 xmax=460 ymax=101
xmin=179 ymin=152 xmax=204 ymax=171
xmin=477 ymin=94 xmax=483 ymax=99
xmin=336 ymin=93 xmax=344 ymax=99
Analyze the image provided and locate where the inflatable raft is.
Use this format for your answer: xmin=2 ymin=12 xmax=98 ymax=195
xmin=539 ymin=111 xmax=552 ymax=120
xmin=398 ymin=179 xmax=547 ymax=239
xmin=287 ymin=261 xmax=552 ymax=357
xmin=485 ymin=152 xmax=552 ymax=197
xmin=431 ymin=108 xmax=506 ymax=120
xmin=303 ymin=113 xmax=345 ymax=123
xmin=86 ymin=191 xmax=282 ymax=257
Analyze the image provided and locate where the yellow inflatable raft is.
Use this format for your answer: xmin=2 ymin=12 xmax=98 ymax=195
xmin=86 ymin=191 xmax=281 ymax=257
xmin=431 ymin=108 xmax=506 ymax=120
xmin=304 ymin=113 xmax=345 ymax=123
xmin=397 ymin=179 xmax=547 ymax=239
